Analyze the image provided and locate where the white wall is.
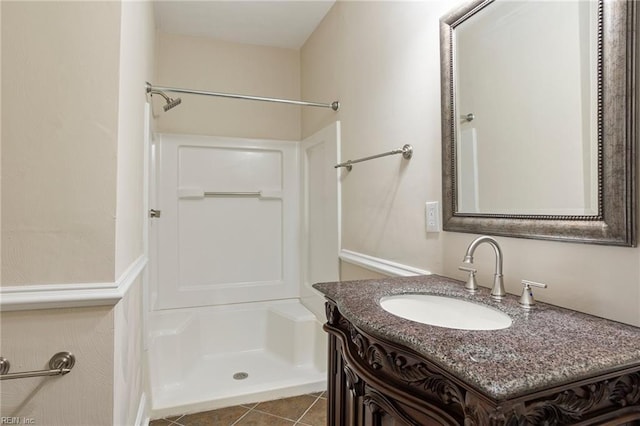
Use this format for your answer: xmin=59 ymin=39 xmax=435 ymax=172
xmin=115 ymin=0 xmax=155 ymax=277
xmin=113 ymin=276 xmax=145 ymax=426
xmin=154 ymin=32 xmax=301 ymax=141
xmin=113 ymin=1 xmax=156 ymax=425
xmin=302 ymin=0 xmax=640 ymax=326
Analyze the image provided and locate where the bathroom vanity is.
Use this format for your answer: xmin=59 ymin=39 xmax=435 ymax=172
xmin=313 ymin=275 xmax=640 ymax=425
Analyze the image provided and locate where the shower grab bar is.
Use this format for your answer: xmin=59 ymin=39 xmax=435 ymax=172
xmin=335 ymin=144 xmax=413 ymax=171
xmin=146 ymin=82 xmax=340 ymax=111
xmin=178 ymin=188 xmax=282 ymax=199
xmin=204 ymin=191 xmax=262 ymax=197
xmin=0 ymin=352 xmax=76 ymax=381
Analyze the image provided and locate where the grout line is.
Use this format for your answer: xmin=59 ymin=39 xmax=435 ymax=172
xmin=230 ymin=406 xmax=253 ymax=426
xmin=231 ymin=399 xmax=261 ymax=425
xmin=175 ymin=392 xmax=325 ymax=426
xmin=294 ymin=394 xmax=323 ymax=424
xmin=250 ymin=408 xmax=303 ymax=423
xmin=245 ymin=394 xmax=321 ymax=424
xmin=164 ymin=415 xmax=185 ymax=426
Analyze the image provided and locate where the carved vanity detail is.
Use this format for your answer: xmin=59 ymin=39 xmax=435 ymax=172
xmin=315 ymin=276 xmax=640 ymax=425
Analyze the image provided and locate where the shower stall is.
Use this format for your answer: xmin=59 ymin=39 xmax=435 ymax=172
xmin=144 ymin=89 xmax=340 ymax=417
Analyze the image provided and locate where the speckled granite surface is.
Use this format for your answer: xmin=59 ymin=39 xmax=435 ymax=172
xmin=313 ymin=274 xmax=640 ymax=401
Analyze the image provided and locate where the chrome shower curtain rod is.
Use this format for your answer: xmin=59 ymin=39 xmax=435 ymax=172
xmin=146 ymin=82 xmax=340 ymax=111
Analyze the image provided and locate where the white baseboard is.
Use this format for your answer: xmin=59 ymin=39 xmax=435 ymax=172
xmin=0 ymin=255 xmax=148 ymax=311
xmin=339 ymin=249 xmax=431 ymax=277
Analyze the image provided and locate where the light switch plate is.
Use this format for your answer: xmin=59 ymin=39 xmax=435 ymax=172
xmin=426 ymin=201 xmax=440 ymax=232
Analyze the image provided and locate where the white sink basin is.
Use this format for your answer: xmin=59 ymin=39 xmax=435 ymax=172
xmin=380 ymin=294 xmax=512 ymax=330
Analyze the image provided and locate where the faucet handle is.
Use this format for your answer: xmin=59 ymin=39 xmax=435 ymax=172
xmin=519 ymin=280 xmax=547 ymax=309
xmin=458 ymin=266 xmax=478 ymax=293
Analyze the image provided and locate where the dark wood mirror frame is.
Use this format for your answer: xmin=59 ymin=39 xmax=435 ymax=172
xmin=440 ymin=0 xmax=637 ymax=246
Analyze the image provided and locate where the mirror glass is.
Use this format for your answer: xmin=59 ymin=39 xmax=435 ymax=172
xmin=454 ymin=1 xmax=599 ymax=215
xmin=440 ymin=0 xmax=636 ymax=246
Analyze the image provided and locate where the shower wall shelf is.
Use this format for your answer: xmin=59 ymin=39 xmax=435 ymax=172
xmin=0 ymin=352 xmax=76 ymax=380
xmin=146 ymin=82 xmax=339 ymax=111
xmin=335 ymin=144 xmax=413 ymax=171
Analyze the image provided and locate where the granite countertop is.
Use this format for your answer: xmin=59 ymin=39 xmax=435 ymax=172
xmin=313 ymin=274 xmax=640 ymax=401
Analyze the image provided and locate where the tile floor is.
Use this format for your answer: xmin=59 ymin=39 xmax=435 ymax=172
xmin=149 ymin=392 xmax=326 ymax=426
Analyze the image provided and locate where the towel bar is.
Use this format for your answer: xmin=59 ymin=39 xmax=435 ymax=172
xmin=335 ymin=144 xmax=413 ymax=171
xmin=0 ymin=352 xmax=75 ymax=380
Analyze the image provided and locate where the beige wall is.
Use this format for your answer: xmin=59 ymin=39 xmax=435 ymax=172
xmin=302 ymin=0 xmax=640 ymax=326
xmin=154 ymin=32 xmax=301 ymax=141
xmin=1 ymin=1 xmax=155 ymax=424
xmin=1 ymin=2 xmax=121 ymax=423
xmin=1 ymin=0 xmax=3 ymax=286
xmin=0 ymin=307 xmax=115 ymax=425
xmin=340 ymin=261 xmax=387 ymax=281
xmin=1 ymin=1 xmax=121 ymax=285
xmin=302 ymin=0 xmax=446 ymax=276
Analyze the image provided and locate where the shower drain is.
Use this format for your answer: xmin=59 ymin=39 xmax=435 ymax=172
xmin=233 ymin=372 xmax=249 ymax=380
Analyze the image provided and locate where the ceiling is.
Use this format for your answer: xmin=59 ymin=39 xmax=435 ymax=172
xmin=154 ymin=1 xmax=336 ymax=49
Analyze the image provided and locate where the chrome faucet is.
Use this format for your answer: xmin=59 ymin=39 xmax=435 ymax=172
xmin=461 ymin=236 xmax=506 ymax=300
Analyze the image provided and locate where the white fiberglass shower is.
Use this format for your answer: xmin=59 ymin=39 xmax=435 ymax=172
xmin=146 ymin=124 xmax=340 ymax=418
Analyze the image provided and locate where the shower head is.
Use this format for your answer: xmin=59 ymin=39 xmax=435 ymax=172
xmin=163 ymin=96 xmax=182 ymax=112
xmin=146 ymin=82 xmax=182 ymax=112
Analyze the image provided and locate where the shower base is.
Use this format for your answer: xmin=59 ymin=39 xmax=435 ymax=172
xmin=147 ymin=299 xmax=327 ymax=419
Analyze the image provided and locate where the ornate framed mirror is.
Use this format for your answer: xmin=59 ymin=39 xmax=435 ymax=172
xmin=440 ymin=0 xmax=637 ymax=246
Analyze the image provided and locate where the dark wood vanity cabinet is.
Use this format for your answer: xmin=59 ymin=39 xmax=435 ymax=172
xmin=324 ymin=301 xmax=640 ymax=426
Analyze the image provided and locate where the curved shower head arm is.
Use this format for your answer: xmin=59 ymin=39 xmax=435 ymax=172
xmin=146 ymin=82 xmax=171 ymax=102
xmin=146 ymin=82 xmax=182 ymax=112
